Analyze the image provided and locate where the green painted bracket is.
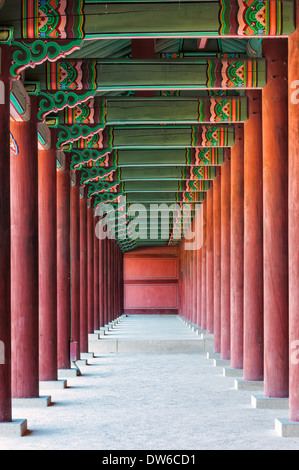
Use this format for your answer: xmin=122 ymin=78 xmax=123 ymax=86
xmin=55 ymin=124 xmax=104 ymax=149
xmin=70 ymin=149 xmax=114 ymax=170
xmin=9 ymin=39 xmax=83 ymax=79
xmin=37 ymin=90 xmax=96 ymax=122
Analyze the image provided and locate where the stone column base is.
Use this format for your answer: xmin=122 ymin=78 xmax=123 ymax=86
xmin=0 ymin=419 xmax=28 ymax=437
xmin=275 ymin=418 xmax=299 ymax=437
xmin=12 ymin=396 xmax=51 ymax=408
xmin=251 ymin=395 xmax=289 ymax=409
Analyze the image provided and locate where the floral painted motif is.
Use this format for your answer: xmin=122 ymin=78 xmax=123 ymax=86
xmin=22 ymin=0 xmax=84 ymax=39
xmin=10 ymin=133 xmax=19 ymax=156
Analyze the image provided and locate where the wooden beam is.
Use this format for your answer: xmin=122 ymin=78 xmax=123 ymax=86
xmin=55 ymin=96 xmax=248 ymax=125
xmin=3 ymin=1 xmax=294 ymax=39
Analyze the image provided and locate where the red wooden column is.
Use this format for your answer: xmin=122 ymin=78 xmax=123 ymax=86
xmin=70 ymin=171 xmax=81 ymax=353
xmin=262 ymin=39 xmax=288 ymax=398
xmin=114 ymin=242 xmax=118 ymax=319
xmin=193 ymin=226 xmax=198 ymax=325
xmin=80 ymin=186 xmax=88 ymax=354
xmin=187 ymin=244 xmax=191 ymax=322
xmin=107 ymin=239 xmax=112 ymax=323
xmin=206 ymin=187 xmax=214 ymax=334
xmin=213 ymin=172 xmax=221 ymax=353
xmin=87 ymin=199 xmax=94 ymax=334
xmin=190 ymin=244 xmax=193 ymax=323
xmin=0 ymin=45 xmax=12 ymax=421
xmin=113 ymin=243 xmax=117 ymax=320
xmin=118 ymin=246 xmax=123 ymax=317
xmin=118 ymin=246 xmax=122 ymax=317
xmin=120 ymin=247 xmax=124 ymax=315
xmin=57 ymin=153 xmax=71 ymax=371
xmin=182 ymin=240 xmax=187 ymax=319
xmin=230 ymin=125 xmax=244 ymax=370
xmin=220 ymin=151 xmax=231 ymax=360
xmin=110 ymin=239 xmax=114 ymax=322
xmin=99 ymin=238 xmax=104 ymax=327
xmin=111 ymin=241 xmax=115 ymax=321
xmin=38 ymin=129 xmax=58 ymax=381
xmin=196 ymin=232 xmax=202 ymax=328
xmin=201 ymin=197 xmax=207 ymax=330
xmin=179 ymin=242 xmax=183 ymax=317
xmin=11 ymin=96 xmax=39 ymax=398
xmin=94 ymin=212 xmax=99 ymax=331
xmin=243 ymin=90 xmax=264 ymax=382
xmin=186 ymin=236 xmax=191 ymax=322
xmin=103 ymin=237 xmax=108 ymax=326
xmin=289 ymin=0 xmax=299 ymax=422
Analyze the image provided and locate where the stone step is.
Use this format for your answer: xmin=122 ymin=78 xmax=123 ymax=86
xmin=89 ymin=338 xmax=214 ymax=354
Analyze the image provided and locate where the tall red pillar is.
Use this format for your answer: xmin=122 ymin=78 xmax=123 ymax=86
xmin=192 ymin=229 xmax=198 ymax=325
xmin=71 ymin=171 xmax=81 ymax=352
xmin=243 ymin=90 xmax=264 ymax=382
xmin=263 ymin=39 xmax=289 ymax=398
xmin=99 ymin=238 xmax=104 ymax=327
xmin=230 ymin=125 xmax=244 ymax=370
xmin=94 ymin=213 xmax=99 ymax=331
xmin=119 ymin=247 xmax=124 ymax=315
xmin=201 ymin=197 xmax=207 ymax=330
xmin=57 ymin=153 xmax=71 ymax=370
xmin=196 ymin=240 xmax=202 ymax=328
xmin=39 ymin=130 xmax=58 ymax=380
xmin=11 ymin=96 xmax=39 ymax=398
xmin=0 ymin=45 xmax=12 ymax=421
xmin=206 ymin=187 xmax=214 ymax=334
xmin=179 ymin=242 xmax=183 ymax=318
xmin=289 ymin=0 xmax=299 ymax=423
xmin=185 ymin=243 xmax=189 ymax=321
xmin=80 ymin=186 xmax=88 ymax=353
xmin=190 ymin=247 xmax=193 ymax=323
xmin=111 ymin=241 xmax=115 ymax=321
xmin=103 ymin=237 xmax=108 ymax=326
xmin=182 ymin=240 xmax=187 ymax=320
xmin=220 ymin=151 xmax=231 ymax=360
xmin=213 ymin=172 xmax=221 ymax=353
xmin=87 ymin=199 xmax=94 ymax=334
xmin=107 ymin=239 xmax=112 ymax=323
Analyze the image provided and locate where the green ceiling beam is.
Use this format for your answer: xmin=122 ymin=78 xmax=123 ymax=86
xmin=65 ymin=124 xmax=234 ymax=151
xmin=125 ymin=192 xmax=205 ymax=203
xmin=4 ymin=1 xmax=293 ymax=39
xmin=69 ymin=147 xmax=224 ymax=170
xmin=123 ymin=181 xmax=210 ymax=192
xmin=49 ymin=96 xmax=247 ymax=125
xmin=119 ymin=166 xmax=217 ymax=181
xmin=30 ymin=57 xmax=266 ymax=91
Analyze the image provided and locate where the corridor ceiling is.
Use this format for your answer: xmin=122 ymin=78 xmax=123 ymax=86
xmin=0 ymin=0 xmax=295 ymax=251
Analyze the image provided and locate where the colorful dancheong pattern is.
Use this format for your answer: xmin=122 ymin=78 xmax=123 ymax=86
xmin=22 ymin=0 xmax=84 ymax=39
xmin=207 ymin=59 xmax=258 ymax=88
xmin=64 ymin=99 xmax=107 ymax=125
xmin=47 ymin=61 xmax=97 ymax=91
xmin=219 ymin=0 xmax=282 ymax=36
xmin=191 ymin=126 xmax=230 ymax=147
xmin=198 ymin=97 xmax=241 ymax=122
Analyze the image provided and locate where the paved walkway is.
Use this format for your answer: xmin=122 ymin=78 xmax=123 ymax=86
xmin=1 ymin=315 xmax=298 ymax=450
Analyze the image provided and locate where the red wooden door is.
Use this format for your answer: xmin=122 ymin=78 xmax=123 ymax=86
xmin=123 ymin=247 xmax=179 ymax=315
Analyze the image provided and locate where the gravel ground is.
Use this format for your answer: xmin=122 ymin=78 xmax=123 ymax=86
xmin=1 ymin=316 xmax=298 ymax=451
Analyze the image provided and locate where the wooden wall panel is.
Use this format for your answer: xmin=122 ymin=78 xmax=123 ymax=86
xmin=123 ymin=246 xmax=179 ymax=314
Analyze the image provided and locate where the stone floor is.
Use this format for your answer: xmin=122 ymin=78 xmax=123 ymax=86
xmin=1 ymin=315 xmax=298 ymax=450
